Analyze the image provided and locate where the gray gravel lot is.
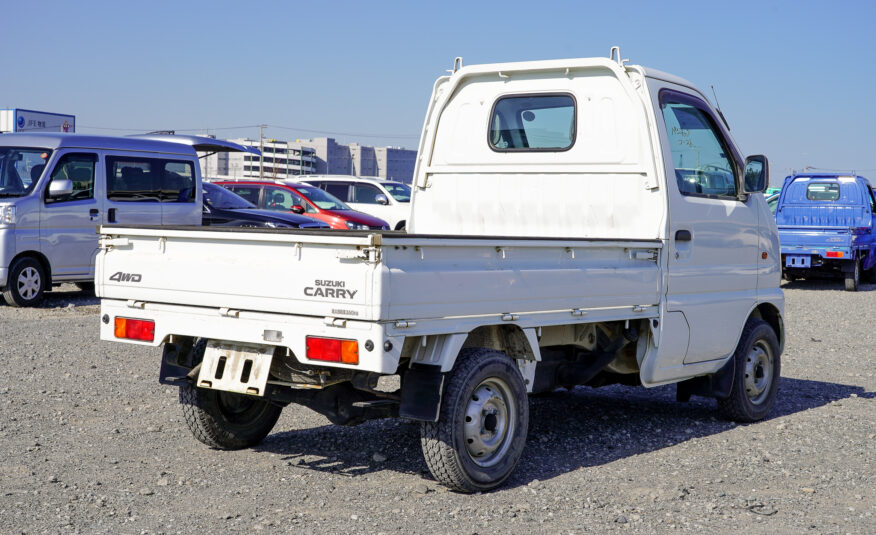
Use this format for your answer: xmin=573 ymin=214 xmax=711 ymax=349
xmin=1 ymin=281 xmax=874 ymax=534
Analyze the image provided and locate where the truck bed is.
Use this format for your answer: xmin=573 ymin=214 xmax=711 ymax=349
xmin=96 ymin=226 xmax=663 ymax=325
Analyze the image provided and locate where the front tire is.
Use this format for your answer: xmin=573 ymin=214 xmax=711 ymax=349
xmin=844 ymin=258 xmax=860 ymax=291
xmin=717 ymin=319 xmax=780 ymax=422
xmin=2 ymin=257 xmax=47 ymax=307
xmin=420 ymin=348 xmax=529 ymax=492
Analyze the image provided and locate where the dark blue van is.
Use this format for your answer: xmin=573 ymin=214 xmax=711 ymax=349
xmin=777 ymin=173 xmax=876 ymax=290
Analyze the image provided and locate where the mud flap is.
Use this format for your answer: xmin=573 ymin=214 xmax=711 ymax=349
xmin=676 ymin=356 xmax=735 ymax=401
xmin=400 ymin=363 xmax=445 ymax=422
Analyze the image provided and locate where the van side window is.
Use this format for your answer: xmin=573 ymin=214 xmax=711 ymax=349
xmin=107 ymin=157 xmax=195 ymax=203
xmin=489 ymin=94 xmax=576 ymax=151
xmin=162 ymin=161 xmax=195 ymax=203
xmin=45 ymin=153 xmax=97 ymax=204
xmin=107 ymin=157 xmax=160 ymax=202
xmin=323 ymin=183 xmax=350 ymax=201
xmin=660 ymin=94 xmax=738 ymax=198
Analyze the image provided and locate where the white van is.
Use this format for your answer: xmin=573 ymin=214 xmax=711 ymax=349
xmin=300 ymin=175 xmax=411 ymax=229
xmin=0 ymin=133 xmax=255 ymax=306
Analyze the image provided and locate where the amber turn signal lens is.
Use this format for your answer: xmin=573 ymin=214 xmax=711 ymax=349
xmin=340 ymin=340 xmax=359 ymax=364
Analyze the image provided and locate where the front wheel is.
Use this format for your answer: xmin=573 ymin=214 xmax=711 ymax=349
xmin=844 ymin=258 xmax=860 ymax=291
xmin=2 ymin=257 xmax=47 ymax=307
xmin=179 ymin=384 xmax=282 ymax=450
xmin=717 ymin=319 xmax=780 ymax=422
xmin=420 ymin=348 xmax=529 ymax=492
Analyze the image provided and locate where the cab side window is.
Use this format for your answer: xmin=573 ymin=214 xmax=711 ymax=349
xmin=265 ymin=187 xmax=307 ymax=211
xmin=660 ymin=93 xmax=738 ymax=198
xmin=352 ymin=183 xmax=382 ymax=204
xmin=45 ymin=153 xmax=97 ymax=204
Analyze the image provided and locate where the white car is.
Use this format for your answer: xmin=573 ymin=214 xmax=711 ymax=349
xmin=299 ymin=175 xmax=411 ymax=230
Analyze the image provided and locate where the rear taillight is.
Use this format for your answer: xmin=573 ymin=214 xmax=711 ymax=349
xmin=825 ymin=251 xmax=844 ymax=258
xmin=114 ymin=317 xmax=155 ymax=342
xmin=305 ymin=336 xmax=359 ymax=364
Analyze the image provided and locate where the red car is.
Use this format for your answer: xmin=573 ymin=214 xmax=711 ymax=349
xmin=214 ymin=180 xmax=389 ymax=230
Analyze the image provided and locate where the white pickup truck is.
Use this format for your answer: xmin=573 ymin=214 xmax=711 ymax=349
xmin=97 ymin=50 xmax=784 ymax=492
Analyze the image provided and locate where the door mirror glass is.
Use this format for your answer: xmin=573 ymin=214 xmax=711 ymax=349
xmin=48 ymin=178 xmax=74 ymax=197
xmin=290 ymin=204 xmax=305 ymax=214
xmin=744 ymin=155 xmax=769 ymax=193
xmin=375 ymin=193 xmax=389 ymax=205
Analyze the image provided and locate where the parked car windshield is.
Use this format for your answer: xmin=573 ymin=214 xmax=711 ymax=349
xmin=0 ymin=148 xmax=52 ymax=197
xmin=381 ymin=182 xmax=411 ymax=202
xmin=294 ymin=185 xmax=350 ymax=210
xmin=203 ymin=183 xmax=255 ymax=209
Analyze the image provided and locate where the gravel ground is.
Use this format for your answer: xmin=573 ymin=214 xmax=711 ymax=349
xmin=1 ymin=281 xmax=874 ymax=534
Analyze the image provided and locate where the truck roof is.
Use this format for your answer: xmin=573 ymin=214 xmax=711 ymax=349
xmin=0 ymin=133 xmax=257 ymax=156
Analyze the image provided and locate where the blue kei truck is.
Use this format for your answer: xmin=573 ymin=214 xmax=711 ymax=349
xmin=777 ymin=173 xmax=876 ymax=291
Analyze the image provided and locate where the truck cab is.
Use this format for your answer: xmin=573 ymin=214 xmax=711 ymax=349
xmin=777 ymin=173 xmax=876 ymax=290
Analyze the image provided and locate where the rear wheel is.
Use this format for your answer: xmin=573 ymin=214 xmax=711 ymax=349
xmin=420 ymin=348 xmax=529 ymax=492
xmin=844 ymin=258 xmax=860 ymax=292
xmin=75 ymin=281 xmax=95 ymax=295
xmin=717 ymin=319 xmax=780 ymax=422
xmin=178 ymin=339 xmax=282 ymax=449
xmin=2 ymin=257 xmax=46 ymax=307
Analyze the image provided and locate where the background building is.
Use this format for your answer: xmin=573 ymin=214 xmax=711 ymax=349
xmin=202 ymin=136 xmax=416 ymax=183
xmin=0 ymin=108 xmax=75 ymax=133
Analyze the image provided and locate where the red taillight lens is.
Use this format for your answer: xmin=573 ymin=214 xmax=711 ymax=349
xmin=306 ymin=336 xmax=359 ymax=364
xmin=825 ymin=251 xmax=844 ymax=258
xmin=114 ymin=317 xmax=155 ymax=342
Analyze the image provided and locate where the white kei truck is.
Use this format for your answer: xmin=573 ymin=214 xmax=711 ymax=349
xmin=97 ymin=50 xmax=784 ymax=492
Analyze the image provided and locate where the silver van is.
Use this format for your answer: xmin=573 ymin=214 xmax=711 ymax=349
xmin=0 ymin=133 xmax=255 ymax=306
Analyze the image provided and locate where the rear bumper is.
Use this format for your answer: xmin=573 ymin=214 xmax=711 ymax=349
xmin=99 ymin=299 xmax=404 ymax=374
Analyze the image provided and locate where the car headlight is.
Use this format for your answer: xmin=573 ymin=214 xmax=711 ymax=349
xmin=345 ymin=221 xmax=368 ymax=230
xmin=0 ymin=204 xmax=16 ymax=225
xmin=264 ymin=221 xmax=291 ymax=229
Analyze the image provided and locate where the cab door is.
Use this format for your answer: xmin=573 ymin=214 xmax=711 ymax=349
xmin=655 ymin=86 xmax=759 ymax=363
xmin=39 ymin=152 xmax=103 ymax=278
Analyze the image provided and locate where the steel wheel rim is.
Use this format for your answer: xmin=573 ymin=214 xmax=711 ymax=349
xmin=463 ymin=377 xmax=516 ymax=467
xmin=17 ymin=267 xmax=41 ymax=300
xmin=744 ymin=340 xmax=774 ymax=405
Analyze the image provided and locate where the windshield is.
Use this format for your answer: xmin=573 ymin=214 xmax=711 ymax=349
xmin=381 ymin=182 xmax=411 ymax=202
xmin=295 ymin=185 xmax=350 ymax=210
xmin=0 ymin=148 xmax=52 ymax=197
xmin=203 ymin=183 xmax=256 ymax=209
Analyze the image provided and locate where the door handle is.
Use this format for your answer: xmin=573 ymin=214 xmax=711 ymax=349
xmin=108 ymin=208 xmax=117 ymax=223
xmin=89 ymin=209 xmax=99 ymax=219
xmin=675 ymin=229 xmax=692 ymax=242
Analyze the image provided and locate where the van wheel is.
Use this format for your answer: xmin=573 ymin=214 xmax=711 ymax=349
xmin=420 ymin=348 xmax=529 ymax=492
xmin=2 ymin=257 xmax=47 ymax=307
xmin=844 ymin=258 xmax=860 ymax=291
xmin=717 ymin=319 xmax=780 ymax=422
xmin=178 ymin=337 xmax=281 ymax=450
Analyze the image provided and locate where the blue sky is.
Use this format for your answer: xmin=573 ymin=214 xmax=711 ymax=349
xmin=3 ymin=0 xmax=875 ymax=185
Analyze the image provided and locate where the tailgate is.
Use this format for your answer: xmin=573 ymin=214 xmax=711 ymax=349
xmin=779 ymin=227 xmax=852 ymax=255
xmin=96 ymin=227 xmax=382 ymax=320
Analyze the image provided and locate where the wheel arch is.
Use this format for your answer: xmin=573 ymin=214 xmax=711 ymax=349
xmin=748 ymin=303 xmax=784 ymax=355
xmin=7 ymin=250 xmax=52 ymax=286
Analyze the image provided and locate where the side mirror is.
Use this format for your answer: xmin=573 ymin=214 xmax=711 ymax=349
xmin=48 ymin=178 xmax=74 ymax=197
xmin=375 ymin=193 xmax=389 ymax=205
xmin=743 ymin=155 xmax=769 ymax=194
xmin=290 ymin=205 xmax=305 ymax=214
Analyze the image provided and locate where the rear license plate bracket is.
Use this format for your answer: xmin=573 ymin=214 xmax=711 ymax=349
xmin=785 ymin=255 xmax=811 ymax=268
xmin=197 ymin=342 xmax=274 ymax=396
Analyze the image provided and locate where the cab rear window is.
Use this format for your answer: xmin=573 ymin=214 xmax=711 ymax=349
xmin=806 ymin=183 xmax=840 ymax=201
xmin=489 ymin=94 xmax=575 ymax=151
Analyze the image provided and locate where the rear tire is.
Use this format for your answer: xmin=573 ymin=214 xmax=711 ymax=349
xmin=178 ymin=339 xmax=282 ymax=449
xmin=75 ymin=281 xmax=95 ymax=295
xmin=717 ymin=319 xmax=780 ymax=422
xmin=420 ymin=348 xmax=529 ymax=492
xmin=844 ymin=258 xmax=860 ymax=292
xmin=2 ymin=257 xmax=46 ymax=307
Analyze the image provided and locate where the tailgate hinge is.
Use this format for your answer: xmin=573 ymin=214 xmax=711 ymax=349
xmin=337 ymin=246 xmax=381 ymax=264
xmin=99 ymin=237 xmax=130 ymax=249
